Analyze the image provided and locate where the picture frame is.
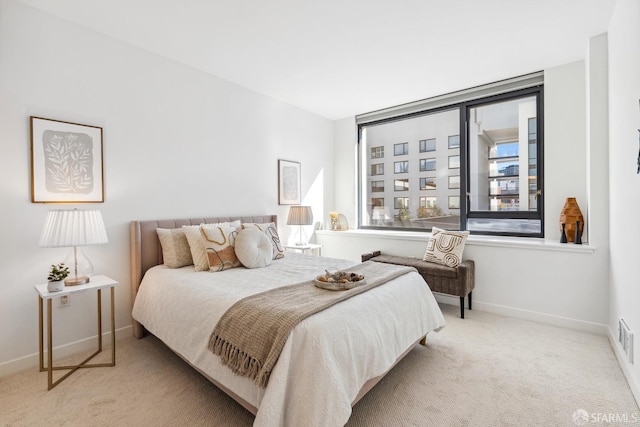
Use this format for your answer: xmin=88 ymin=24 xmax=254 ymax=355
xmin=278 ymin=159 xmax=301 ymax=205
xmin=30 ymin=116 xmax=104 ymax=203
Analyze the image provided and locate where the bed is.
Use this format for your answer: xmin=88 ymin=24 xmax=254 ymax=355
xmin=130 ymin=215 xmax=446 ymax=426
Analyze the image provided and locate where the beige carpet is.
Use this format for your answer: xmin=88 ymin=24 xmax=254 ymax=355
xmin=1 ymin=304 xmax=638 ymax=427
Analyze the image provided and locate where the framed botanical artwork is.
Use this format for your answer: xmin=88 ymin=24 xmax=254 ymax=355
xmin=30 ymin=116 xmax=104 ymax=203
xmin=278 ymin=159 xmax=301 ymax=205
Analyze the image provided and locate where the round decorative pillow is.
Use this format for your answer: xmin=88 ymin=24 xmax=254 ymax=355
xmin=235 ymin=228 xmax=273 ymax=269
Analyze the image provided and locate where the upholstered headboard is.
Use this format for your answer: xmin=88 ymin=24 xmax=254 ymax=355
xmin=130 ymin=214 xmax=277 ymax=338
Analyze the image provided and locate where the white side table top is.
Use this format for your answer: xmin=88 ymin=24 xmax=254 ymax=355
xmin=35 ymin=275 xmax=119 ymax=299
xmin=283 ymin=243 xmax=322 ymax=250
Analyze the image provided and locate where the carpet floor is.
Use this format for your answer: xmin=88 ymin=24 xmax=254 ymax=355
xmin=1 ymin=303 xmax=638 ymax=427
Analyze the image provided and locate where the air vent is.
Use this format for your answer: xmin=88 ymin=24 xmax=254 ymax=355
xmin=618 ymin=317 xmax=634 ymax=364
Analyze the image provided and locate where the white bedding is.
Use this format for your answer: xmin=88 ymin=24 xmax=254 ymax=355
xmin=132 ymin=252 xmax=446 ymax=427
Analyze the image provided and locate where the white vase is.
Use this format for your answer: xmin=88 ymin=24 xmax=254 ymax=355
xmin=47 ymin=280 xmax=64 ymax=292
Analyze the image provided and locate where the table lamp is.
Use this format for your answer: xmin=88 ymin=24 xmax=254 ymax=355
xmin=39 ymin=209 xmax=108 ymax=286
xmin=287 ymin=206 xmax=313 ymax=246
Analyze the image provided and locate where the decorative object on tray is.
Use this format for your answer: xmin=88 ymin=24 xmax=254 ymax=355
xmin=559 ymin=197 xmax=584 ymax=243
xmin=278 ymin=159 xmax=301 ymax=205
xmin=30 ymin=116 xmax=104 ymax=203
xmin=315 ymin=269 xmax=365 ymax=291
xmin=46 ymin=262 xmax=69 ymax=292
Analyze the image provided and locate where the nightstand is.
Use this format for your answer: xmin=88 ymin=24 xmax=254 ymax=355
xmin=35 ymin=275 xmax=119 ymax=390
xmin=283 ymin=243 xmax=322 ymax=256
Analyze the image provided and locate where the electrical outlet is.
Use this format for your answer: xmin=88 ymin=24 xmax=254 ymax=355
xmin=59 ymin=295 xmax=70 ymax=308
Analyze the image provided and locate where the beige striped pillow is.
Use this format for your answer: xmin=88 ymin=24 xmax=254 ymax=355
xmin=423 ymin=226 xmax=469 ymax=268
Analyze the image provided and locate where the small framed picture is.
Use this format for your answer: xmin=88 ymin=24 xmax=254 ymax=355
xmin=30 ymin=116 xmax=104 ymax=203
xmin=278 ymin=159 xmax=301 ymax=205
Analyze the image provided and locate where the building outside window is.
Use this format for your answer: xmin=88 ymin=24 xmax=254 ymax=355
xmin=394 ymin=142 xmax=409 ymax=156
xmin=394 ymin=161 xmax=409 ymax=173
xmin=419 ymin=139 xmax=436 ymax=152
xmin=358 ymin=73 xmax=543 ymax=237
xmin=420 ymin=158 xmax=436 ymax=172
xmin=371 ymin=180 xmax=384 ymax=192
xmin=420 ymin=177 xmax=436 ymax=190
xmin=394 ymin=179 xmax=409 ymax=191
xmin=449 ymin=196 xmax=460 ymax=209
xmin=370 ymin=197 xmax=384 ymax=208
xmin=371 ymin=163 xmax=384 ymax=176
xmin=394 ymin=197 xmax=409 ymax=209
xmin=448 ymin=155 xmax=460 ymax=169
xmin=371 ymin=146 xmax=384 ymax=159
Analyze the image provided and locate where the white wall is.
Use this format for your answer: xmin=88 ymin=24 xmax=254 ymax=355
xmin=608 ymin=0 xmax=640 ymax=402
xmin=323 ymin=59 xmax=610 ymax=332
xmin=0 ymin=0 xmax=333 ymax=375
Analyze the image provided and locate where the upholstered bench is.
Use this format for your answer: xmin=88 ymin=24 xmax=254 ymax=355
xmin=362 ymin=251 xmax=475 ymax=319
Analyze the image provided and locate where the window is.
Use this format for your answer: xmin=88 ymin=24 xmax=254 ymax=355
xmin=370 ymin=198 xmax=384 ymax=208
xmin=394 ymin=161 xmax=409 ymax=173
xmin=371 ymin=180 xmax=384 ymax=192
xmin=371 ymin=146 xmax=384 ymax=159
xmin=419 ymin=139 xmax=436 ymax=152
xmin=448 ymin=155 xmax=460 ymax=169
xmin=394 ymin=142 xmax=408 ymax=156
xmin=371 ymin=163 xmax=384 ymax=176
xmin=449 ymin=196 xmax=460 ymax=209
xmin=394 ymin=197 xmax=409 ymax=209
xmin=419 ymin=158 xmax=436 ymax=172
xmin=420 ymin=177 xmax=436 ymax=190
xmin=419 ymin=196 xmax=437 ymax=208
xmin=394 ymin=179 xmax=409 ymax=191
xmin=358 ymin=73 xmax=543 ymax=237
xmin=467 ymin=91 xmax=542 ymax=235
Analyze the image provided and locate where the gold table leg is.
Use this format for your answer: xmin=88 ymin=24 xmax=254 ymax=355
xmin=38 ymin=287 xmax=116 ymax=390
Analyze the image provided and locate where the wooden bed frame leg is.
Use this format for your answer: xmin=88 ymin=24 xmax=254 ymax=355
xmin=420 ymin=335 xmax=427 ymax=346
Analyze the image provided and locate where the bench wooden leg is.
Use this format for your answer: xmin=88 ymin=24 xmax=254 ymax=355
xmin=459 ymin=296 xmax=465 ymax=319
xmin=468 ymin=291 xmax=472 ymax=311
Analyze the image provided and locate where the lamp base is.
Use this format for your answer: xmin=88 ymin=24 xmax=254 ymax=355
xmin=64 ymin=275 xmax=90 ymax=286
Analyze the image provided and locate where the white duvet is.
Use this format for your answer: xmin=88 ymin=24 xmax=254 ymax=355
xmin=132 ymin=253 xmax=445 ymax=427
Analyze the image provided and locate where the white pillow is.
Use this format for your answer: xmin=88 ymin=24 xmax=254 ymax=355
xmin=201 ymin=226 xmax=241 ymax=272
xmin=241 ymin=222 xmax=284 ymax=259
xmin=423 ymin=226 xmax=469 ymax=268
xmin=183 ymin=220 xmax=241 ymax=271
xmin=235 ymin=229 xmax=273 ymax=269
xmin=156 ymin=228 xmax=193 ymax=268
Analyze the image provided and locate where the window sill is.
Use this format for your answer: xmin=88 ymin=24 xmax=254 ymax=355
xmin=315 ymin=229 xmax=595 ymax=254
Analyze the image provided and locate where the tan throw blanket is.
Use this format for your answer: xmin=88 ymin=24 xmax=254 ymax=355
xmin=208 ymin=261 xmax=416 ymax=387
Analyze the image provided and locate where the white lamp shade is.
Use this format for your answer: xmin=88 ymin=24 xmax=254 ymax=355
xmin=287 ymin=206 xmax=313 ymax=226
xmin=39 ymin=209 xmax=108 ymax=248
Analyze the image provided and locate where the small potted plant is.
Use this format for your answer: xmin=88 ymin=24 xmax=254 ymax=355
xmin=47 ymin=263 xmax=69 ymax=292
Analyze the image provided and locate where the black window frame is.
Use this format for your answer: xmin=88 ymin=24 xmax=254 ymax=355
xmin=462 ymin=86 xmax=544 ymax=237
xmin=357 ymin=83 xmax=544 ymax=238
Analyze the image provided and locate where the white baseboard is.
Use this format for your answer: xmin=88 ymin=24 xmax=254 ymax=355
xmin=608 ymin=327 xmax=640 ymax=408
xmin=433 ymin=294 xmax=609 ymax=336
xmin=0 ymin=325 xmax=132 ymax=379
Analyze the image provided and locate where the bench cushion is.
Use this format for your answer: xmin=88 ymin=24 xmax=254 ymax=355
xmin=370 ymin=255 xmax=459 ymax=279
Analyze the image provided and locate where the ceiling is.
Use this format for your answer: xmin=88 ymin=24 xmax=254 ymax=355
xmin=19 ymin=0 xmax=616 ymax=120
